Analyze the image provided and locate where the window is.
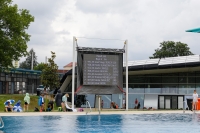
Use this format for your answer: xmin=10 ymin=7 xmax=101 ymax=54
xmin=162 ymin=84 xmax=178 ymax=94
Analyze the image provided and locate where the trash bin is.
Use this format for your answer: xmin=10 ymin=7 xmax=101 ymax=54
xmin=37 ymin=90 xmax=41 ymax=96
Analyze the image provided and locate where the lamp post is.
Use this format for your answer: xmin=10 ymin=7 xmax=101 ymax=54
xmin=72 ymin=36 xmax=76 ymax=109
xmin=125 ymin=40 xmax=128 ymax=111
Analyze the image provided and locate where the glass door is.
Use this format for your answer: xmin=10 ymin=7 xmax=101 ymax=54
xmin=178 ymin=96 xmax=183 ymax=109
xmin=165 ymin=96 xmax=171 ymax=109
xmin=159 ymin=96 xmax=164 ymax=109
xmin=171 ymin=96 xmax=177 ymax=109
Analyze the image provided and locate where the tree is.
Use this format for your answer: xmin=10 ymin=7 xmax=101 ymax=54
xmin=150 ymin=41 xmax=193 ymax=59
xmin=0 ymin=0 xmax=34 ymax=71
xmin=34 ymin=63 xmax=46 ymax=71
xmin=40 ymin=51 xmax=60 ymax=91
xmin=19 ymin=48 xmax=38 ymax=69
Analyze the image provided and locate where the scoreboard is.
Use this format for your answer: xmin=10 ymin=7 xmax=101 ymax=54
xmin=83 ymin=54 xmax=119 ymax=85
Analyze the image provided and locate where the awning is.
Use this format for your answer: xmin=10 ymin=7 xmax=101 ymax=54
xmin=76 ymin=85 xmax=123 ymax=95
xmin=185 ymin=27 xmax=200 ymax=33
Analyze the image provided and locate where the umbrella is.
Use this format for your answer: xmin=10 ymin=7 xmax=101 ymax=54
xmin=4 ymin=99 xmax=15 ymax=105
xmin=13 ymin=100 xmax=23 ymax=112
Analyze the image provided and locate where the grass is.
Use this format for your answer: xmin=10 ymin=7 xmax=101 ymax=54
xmin=0 ymin=94 xmax=54 ymax=112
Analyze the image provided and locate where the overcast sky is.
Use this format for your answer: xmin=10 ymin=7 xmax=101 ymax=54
xmin=13 ymin=0 xmax=200 ymax=69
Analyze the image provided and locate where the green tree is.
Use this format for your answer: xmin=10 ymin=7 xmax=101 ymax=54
xmin=34 ymin=62 xmax=46 ymax=71
xmin=19 ymin=48 xmax=38 ymax=69
xmin=150 ymin=41 xmax=193 ymax=59
xmin=0 ymin=0 xmax=34 ymax=71
xmin=41 ymin=51 xmax=60 ymax=91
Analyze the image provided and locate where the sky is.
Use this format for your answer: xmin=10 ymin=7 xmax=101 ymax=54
xmin=13 ymin=0 xmax=200 ymax=69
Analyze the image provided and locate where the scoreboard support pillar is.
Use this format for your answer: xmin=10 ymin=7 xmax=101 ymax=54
xmin=72 ymin=36 xmax=77 ymax=109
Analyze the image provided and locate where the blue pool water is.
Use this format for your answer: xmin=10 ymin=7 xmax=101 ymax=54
xmin=1 ymin=113 xmax=200 ymax=133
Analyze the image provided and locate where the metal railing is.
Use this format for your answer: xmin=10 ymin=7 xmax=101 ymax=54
xmin=183 ymin=101 xmax=189 ymax=113
xmin=86 ymin=100 xmax=92 ymax=115
xmin=0 ymin=117 xmax=4 ymax=128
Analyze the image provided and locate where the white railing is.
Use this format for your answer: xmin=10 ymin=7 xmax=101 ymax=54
xmin=86 ymin=101 xmax=92 ymax=115
xmin=0 ymin=117 xmax=4 ymax=128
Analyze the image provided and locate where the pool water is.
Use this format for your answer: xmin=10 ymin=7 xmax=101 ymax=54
xmin=1 ymin=113 xmax=200 ymax=133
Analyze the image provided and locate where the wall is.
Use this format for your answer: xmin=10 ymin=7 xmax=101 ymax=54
xmin=144 ymin=94 xmax=158 ymax=109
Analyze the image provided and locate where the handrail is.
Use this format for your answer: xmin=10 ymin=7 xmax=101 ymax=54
xmin=0 ymin=116 xmax=4 ymax=128
xmin=183 ymin=101 xmax=189 ymax=113
xmin=86 ymin=101 xmax=92 ymax=115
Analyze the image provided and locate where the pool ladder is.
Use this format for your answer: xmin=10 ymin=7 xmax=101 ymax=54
xmin=183 ymin=101 xmax=189 ymax=113
xmin=86 ymin=101 xmax=92 ymax=115
xmin=0 ymin=117 xmax=4 ymax=128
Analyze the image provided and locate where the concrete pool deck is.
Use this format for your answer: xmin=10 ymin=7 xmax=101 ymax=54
xmin=0 ymin=110 xmax=198 ymax=116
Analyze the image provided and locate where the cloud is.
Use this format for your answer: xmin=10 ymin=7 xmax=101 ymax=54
xmin=13 ymin=0 xmax=200 ymax=68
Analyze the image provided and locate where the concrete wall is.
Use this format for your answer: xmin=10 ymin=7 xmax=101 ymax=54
xmin=144 ymin=94 xmax=158 ymax=109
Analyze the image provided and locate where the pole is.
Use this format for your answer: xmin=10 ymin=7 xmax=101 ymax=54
xmin=45 ymin=56 xmax=47 ymax=64
xmin=31 ymin=50 xmax=33 ymax=70
xmin=98 ymin=96 xmax=100 ymax=114
xmin=72 ymin=37 xmax=76 ymax=109
xmin=125 ymin=40 xmax=128 ymax=111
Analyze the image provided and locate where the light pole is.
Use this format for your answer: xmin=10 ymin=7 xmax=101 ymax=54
xmin=72 ymin=36 xmax=76 ymax=109
xmin=125 ymin=40 xmax=128 ymax=111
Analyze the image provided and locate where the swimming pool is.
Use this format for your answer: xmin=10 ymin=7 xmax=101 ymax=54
xmin=1 ymin=113 xmax=200 ymax=133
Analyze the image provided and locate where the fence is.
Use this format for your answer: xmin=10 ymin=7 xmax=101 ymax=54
xmin=0 ymin=83 xmax=41 ymax=95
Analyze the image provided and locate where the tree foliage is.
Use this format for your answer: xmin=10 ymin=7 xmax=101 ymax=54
xmin=150 ymin=41 xmax=193 ymax=59
xmin=40 ymin=51 xmax=60 ymax=91
xmin=34 ymin=63 xmax=46 ymax=71
xmin=0 ymin=0 xmax=34 ymax=71
xmin=19 ymin=48 xmax=38 ymax=69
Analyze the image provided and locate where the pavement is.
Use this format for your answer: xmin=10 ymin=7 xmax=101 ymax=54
xmin=0 ymin=110 xmax=198 ymax=116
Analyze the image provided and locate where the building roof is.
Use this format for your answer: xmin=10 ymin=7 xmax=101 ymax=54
xmin=62 ymin=55 xmax=200 ymax=76
xmin=127 ymin=55 xmax=200 ymax=71
xmin=186 ymin=27 xmax=200 ymax=33
xmin=63 ymin=62 xmax=77 ymax=68
xmin=10 ymin=68 xmax=42 ymax=74
xmin=57 ymin=69 xmax=68 ymax=74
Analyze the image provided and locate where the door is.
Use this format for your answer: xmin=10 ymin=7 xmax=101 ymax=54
xmin=165 ymin=96 xmax=171 ymax=109
xmin=172 ymin=96 xmax=177 ymax=109
xmin=178 ymin=96 xmax=183 ymax=109
xmin=159 ymin=96 xmax=164 ymax=109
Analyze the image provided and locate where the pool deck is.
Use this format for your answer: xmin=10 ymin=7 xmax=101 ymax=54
xmin=0 ymin=110 xmax=198 ymax=116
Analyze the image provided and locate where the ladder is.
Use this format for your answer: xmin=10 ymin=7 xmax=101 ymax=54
xmin=0 ymin=117 xmax=4 ymax=128
xmin=86 ymin=100 xmax=92 ymax=115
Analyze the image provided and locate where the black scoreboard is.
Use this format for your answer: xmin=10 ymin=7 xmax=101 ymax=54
xmin=83 ymin=54 xmax=119 ymax=85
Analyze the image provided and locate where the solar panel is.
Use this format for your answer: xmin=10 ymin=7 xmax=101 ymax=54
xmin=123 ymin=61 xmax=134 ymax=66
xmin=159 ymin=57 xmax=173 ymax=65
xmin=133 ymin=60 xmax=147 ymax=66
xmin=126 ymin=59 xmax=159 ymax=67
xmin=145 ymin=58 xmax=160 ymax=65
xmin=126 ymin=55 xmax=200 ymax=67
xmin=159 ymin=55 xmax=200 ymax=65
xmin=186 ymin=55 xmax=200 ymax=63
xmin=172 ymin=56 xmax=187 ymax=64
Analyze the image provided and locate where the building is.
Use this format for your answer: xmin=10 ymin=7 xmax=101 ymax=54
xmin=60 ymin=54 xmax=200 ymax=110
xmin=12 ymin=60 xmax=19 ymax=68
xmin=63 ymin=62 xmax=77 ymax=70
xmin=0 ymin=68 xmax=66 ymax=94
xmin=0 ymin=68 xmax=41 ymax=94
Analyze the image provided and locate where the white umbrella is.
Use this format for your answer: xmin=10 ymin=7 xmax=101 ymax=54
xmin=4 ymin=99 xmax=15 ymax=105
